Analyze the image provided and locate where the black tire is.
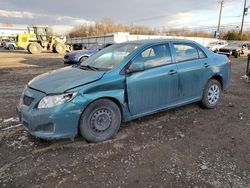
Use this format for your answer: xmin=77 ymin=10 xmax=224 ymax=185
xmin=52 ymin=44 xmax=57 ymax=53
xmin=8 ymin=45 xmax=15 ymax=51
xmin=232 ymin=50 xmax=238 ymax=58
xmin=54 ymin=43 xmax=66 ymax=54
xmin=27 ymin=43 xmax=42 ymax=54
xmin=79 ymin=99 xmax=121 ymax=143
xmin=79 ymin=56 xmax=88 ymax=63
xmin=201 ymin=79 xmax=222 ymax=109
xmin=214 ymin=49 xmax=218 ymax=53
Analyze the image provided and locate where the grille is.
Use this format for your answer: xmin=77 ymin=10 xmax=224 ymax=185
xmin=23 ymin=95 xmax=34 ymax=106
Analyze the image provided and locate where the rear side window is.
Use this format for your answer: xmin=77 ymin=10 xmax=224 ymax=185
xmin=198 ymin=48 xmax=206 ymax=59
xmin=132 ymin=44 xmax=172 ymax=69
xmin=173 ymin=43 xmax=206 ymax=62
xmin=174 ymin=44 xmax=198 ymax=62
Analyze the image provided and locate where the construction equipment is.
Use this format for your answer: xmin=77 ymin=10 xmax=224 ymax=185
xmin=16 ymin=26 xmax=70 ymax=54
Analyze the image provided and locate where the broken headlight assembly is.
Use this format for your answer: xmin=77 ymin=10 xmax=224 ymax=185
xmin=37 ymin=93 xmax=77 ymax=109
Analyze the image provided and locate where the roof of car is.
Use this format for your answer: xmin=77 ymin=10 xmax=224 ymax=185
xmin=125 ymin=38 xmax=196 ymax=45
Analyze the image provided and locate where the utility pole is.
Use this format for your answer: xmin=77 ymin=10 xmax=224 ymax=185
xmin=217 ymin=0 xmax=224 ymax=32
xmin=239 ymin=0 xmax=247 ymax=39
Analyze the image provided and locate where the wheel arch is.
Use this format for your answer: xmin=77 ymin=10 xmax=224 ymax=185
xmin=77 ymin=96 xmax=125 ymax=136
xmin=8 ymin=44 xmax=15 ymax=50
xmin=79 ymin=96 xmax=125 ymax=123
xmin=78 ymin=55 xmax=89 ymax=62
xmin=209 ymin=74 xmax=223 ymax=89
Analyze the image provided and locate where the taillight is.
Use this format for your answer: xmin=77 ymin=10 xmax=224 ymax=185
xmin=228 ymin=59 xmax=232 ymax=64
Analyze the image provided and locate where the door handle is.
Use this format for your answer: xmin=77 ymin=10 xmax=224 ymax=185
xmin=168 ymin=70 xmax=177 ymax=75
xmin=204 ymin=63 xmax=210 ymax=68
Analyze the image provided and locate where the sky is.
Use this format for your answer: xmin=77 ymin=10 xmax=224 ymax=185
xmin=0 ymin=0 xmax=249 ymax=34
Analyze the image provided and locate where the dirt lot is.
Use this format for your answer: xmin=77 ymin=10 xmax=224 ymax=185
xmin=0 ymin=48 xmax=249 ymax=188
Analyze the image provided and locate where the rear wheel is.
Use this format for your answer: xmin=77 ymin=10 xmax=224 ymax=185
xmin=201 ymin=79 xmax=222 ymax=109
xmin=8 ymin=45 xmax=15 ymax=51
xmin=27 ymin=43 xmax=42 ymax=54
xmin=232 ymin=50 xmax=239 ymax=58
xmin=54 ymin=43 xmax=66 ymax=54
xmin=79 ymin=99 xmax=121 ymax=143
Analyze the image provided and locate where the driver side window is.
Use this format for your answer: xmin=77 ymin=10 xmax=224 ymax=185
xmin=132 ymin=44 xmax=172 ymax=69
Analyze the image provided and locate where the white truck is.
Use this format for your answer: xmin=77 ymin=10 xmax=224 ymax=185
xmin=67 ymin=32 xmax=219 ymax=50
xmin=0 ymin=27 xmax=33 ymax=46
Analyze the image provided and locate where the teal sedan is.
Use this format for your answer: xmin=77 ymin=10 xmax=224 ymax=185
xmin=18 ymin=39 xmax=231 ymax=142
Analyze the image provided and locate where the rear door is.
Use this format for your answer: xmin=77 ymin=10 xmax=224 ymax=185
xmin=126 ymin=43 xmax=179 ymax=116
xmin=171 ymin=42 xmax=212 ymax=102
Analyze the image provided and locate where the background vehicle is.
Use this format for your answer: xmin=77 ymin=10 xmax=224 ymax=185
xmin=3 ymin=41 xmax=18 ymax=50
xmin=18 ymin=39 xmax=231 ymax=143
xmin=0 ymin=27 xmax=30 ymax=47
xmin=16 ymin=26 xmax=70 ymax=54
xmin=206 ymin=40 xmax=228 ymax=52
xmin=218 ymin=42 xmax=250 ymax=58
xmin=63 ymin=43 xmax=113 ymax=64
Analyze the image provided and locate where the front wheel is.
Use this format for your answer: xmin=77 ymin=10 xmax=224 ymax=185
xmin=54 ymin=43 xmax=66 ymax=54
xmin=79 ymin=99 xmax=121 ymax=143
xmin=8 ymin=45 xmax=15 ymax=51
xmin=27 ymin=43 xmax=42 ymax=54
xmin=201 ymin=79 xmax=222 ymax=109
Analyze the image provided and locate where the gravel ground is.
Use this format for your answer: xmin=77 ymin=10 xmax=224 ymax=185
xmin=0 ymin=49 xmax=250 ymax=188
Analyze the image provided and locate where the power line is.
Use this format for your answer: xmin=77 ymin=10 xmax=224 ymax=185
xmin=126 ymin=0 xmax=248 ymax=33
xmin=156 ymin=21 xmax=250 ymax=33
xmin=153 ymin=15 xmax=241 ymax=29
xmin=127 ymin=2 xmax=227 ymax=24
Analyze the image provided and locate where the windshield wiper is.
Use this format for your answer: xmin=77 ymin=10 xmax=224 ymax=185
xmin=79 ymin=65 xmax=99 ymax=71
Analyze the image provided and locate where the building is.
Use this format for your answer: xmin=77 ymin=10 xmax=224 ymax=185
xmin=67 ymin=32 xmax=218 ymax=49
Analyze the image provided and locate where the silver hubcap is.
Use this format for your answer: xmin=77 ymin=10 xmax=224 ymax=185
xmin=208 ymin=84 xmax=220 ymax=105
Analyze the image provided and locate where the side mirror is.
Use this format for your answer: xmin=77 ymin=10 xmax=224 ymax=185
xmin=127 ymin=61 xmax=145 ymax=73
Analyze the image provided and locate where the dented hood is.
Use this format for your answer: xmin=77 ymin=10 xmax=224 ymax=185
xmin=28 ymin=66 xmax=104 ymax=94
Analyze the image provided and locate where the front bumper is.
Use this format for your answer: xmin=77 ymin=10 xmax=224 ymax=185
xmin=63 ymin=56 xmax=79 ymax=64
xmin=63 ymin=59 xmax=79 ymax=64
xmin=217 ymin=51 xmax=231 ymax=56
xmin=17 ymin=87 xmax=85 ymax=139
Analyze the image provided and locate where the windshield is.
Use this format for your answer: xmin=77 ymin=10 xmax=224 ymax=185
xmin=80 ymin=43 xmax=139 ymax=71
xmin=207 ymin=42 xmax=217 ymax=46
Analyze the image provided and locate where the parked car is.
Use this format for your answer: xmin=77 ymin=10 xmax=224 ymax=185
xmin=3 ymin=41 xmax=18 ymax=50
xmin=218 ymin=42 xmax=250 ymax=58
xmin=17 ymin=39 xmax=231 ymax=143
xmin=63 ymin=43 xmax=113 ymax=64
xmin=206 ymin=40 xmax=228 ymax=52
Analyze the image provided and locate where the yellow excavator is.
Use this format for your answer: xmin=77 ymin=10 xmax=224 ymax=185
xmin=16 ymin=26 xmax=70 ymax=54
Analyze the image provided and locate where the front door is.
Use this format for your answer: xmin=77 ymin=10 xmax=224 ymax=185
xmin=126 ymin=43 xmax=179 ymax=116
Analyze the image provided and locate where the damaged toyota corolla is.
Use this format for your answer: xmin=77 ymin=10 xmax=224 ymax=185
xmin=17 ymin=39 xmax=231 ymax=143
